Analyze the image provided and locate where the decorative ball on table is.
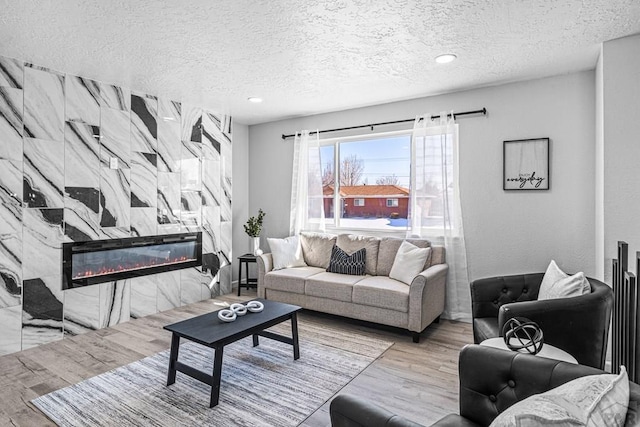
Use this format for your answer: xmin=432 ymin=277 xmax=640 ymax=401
xmin=502 ymin=317 xmax=544 ymax=355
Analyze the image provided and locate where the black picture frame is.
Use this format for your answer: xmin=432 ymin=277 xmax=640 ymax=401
xmin=503 ymin=138 xmax=550 ymax=191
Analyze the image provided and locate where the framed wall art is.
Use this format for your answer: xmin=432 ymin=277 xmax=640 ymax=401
xmin=503 ymin=138 xmax=550 ymax=191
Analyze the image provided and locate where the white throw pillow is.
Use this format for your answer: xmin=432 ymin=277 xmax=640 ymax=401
xmin=490 ymin=366 xmax=629 ymax=427
xmin=389 ymin=241 xmax=431 ymax=286
xmin=267 ymin=236 xmax=307 ymax=270
xmin=538 ymin=260 xmax=590 ymax=300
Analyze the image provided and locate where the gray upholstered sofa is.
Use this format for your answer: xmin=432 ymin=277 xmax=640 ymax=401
xmin=256 ymin=232 xmax=448 ymax=342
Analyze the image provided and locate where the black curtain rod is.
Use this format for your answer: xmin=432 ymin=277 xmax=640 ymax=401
xmin=281 ymin=108 xmax=487 ymax=140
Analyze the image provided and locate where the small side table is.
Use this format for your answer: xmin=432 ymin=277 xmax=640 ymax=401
xmin=480 ymin=337 xmax=578 ymax=364
xmin=237 ymin=253 xmax=258 ymax=296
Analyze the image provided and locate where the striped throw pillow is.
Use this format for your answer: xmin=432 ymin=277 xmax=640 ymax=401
xmin=326 ymin=245 xmax=366 ymax=275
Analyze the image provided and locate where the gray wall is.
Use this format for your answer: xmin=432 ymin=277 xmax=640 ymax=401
xmin=248 ymin=71 xmax=596 ymax=283
xmin=595 ymin=48 xmax=605 ymax=279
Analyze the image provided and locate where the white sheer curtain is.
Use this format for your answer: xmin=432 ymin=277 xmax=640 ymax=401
xmin=408 ymin=112 xmax=471 ymax=320
xmin=290 ymin=130 xmax=325 ymax=235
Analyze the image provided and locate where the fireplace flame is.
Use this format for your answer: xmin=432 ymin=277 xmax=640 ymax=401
xmin=74 ymin=256 xmax=196 ymax=279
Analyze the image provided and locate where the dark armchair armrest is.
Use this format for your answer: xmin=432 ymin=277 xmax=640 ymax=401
xmin=330 ymin=394 xmax=423 ymax=427
xmin=498 ymin=278 xmax=613 ymax=369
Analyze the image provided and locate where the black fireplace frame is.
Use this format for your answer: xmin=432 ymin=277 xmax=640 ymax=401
xmin=62 ymin=232 xmax=202 ymax=290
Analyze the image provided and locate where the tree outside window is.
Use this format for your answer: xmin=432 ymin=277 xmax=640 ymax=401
xmin=319 ymin=133 xmax=411 ymax=230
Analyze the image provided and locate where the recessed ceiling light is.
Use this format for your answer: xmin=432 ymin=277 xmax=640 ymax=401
xmin=435 ymin=54 xmax=457 ymax=64
xmin=247 ymin=97 xmax=263 ymax=103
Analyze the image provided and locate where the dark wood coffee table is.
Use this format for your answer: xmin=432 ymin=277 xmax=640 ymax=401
xmin=163 ymin=298 xmax=301 ymax=407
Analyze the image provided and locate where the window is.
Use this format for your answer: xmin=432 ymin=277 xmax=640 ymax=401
xmin=310 ymin=124 xmax=460 ymax=234
xmin=319 ymin=131 xmax=411 ymax=230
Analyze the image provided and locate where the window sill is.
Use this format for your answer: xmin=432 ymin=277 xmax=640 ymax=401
xmin=317 ymin=226 xmax=459 ymax=243
xmin=323 ymin=226 xmax=407 ymax=239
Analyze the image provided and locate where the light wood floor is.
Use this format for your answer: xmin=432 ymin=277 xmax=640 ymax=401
xmin=0 ymin=290 xmax=473 ymax=426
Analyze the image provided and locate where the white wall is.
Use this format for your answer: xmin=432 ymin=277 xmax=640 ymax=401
xmin=232 ymin=122 xmax=249 ymax=283
xmin=602 ymin=34 xmax=640 ymax=280
xmin=595 ymin=48 xmax=605 ymax=280
xmin=248 ymin=71 xmax=596 ymax=283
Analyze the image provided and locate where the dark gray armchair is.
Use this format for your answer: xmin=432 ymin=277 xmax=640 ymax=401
xmin=470 ymin=273 xmax=613 ymax=368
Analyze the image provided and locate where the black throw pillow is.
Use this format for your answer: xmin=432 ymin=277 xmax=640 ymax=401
xmin=326 ymin=245 xmax=366 ymax=275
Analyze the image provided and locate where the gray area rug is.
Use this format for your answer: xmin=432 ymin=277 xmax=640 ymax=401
xmin=32 ymin=325 xmax=392 ymax=426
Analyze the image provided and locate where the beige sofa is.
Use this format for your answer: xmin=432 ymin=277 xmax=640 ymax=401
xmin=257 ymin=232 xmax=448 ymax=342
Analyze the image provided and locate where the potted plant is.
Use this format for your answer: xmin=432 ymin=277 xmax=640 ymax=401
xmin=244 ymin=209 xmax=266 ymax=255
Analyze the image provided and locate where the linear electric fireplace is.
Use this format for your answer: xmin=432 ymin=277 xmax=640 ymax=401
xmin=62 ymin=232 xmax=202 ymax=290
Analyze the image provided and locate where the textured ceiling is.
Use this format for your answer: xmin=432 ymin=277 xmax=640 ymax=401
xmin=1 ymin=0 xmax=639 ymax=125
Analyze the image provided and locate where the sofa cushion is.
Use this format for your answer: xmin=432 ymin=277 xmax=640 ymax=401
xmin=264 ymin=266 xmax=325 ymax=295
xmin=300 ymin=232 xmax=337 ymax=269
xmin=430 ymin=246 xmax=445 ymax=266
xmin=377 ymin=238 xmax=432 ymax=277
xmin=473 ymin=318 xmax=499 ymax=342
xmin=305 ymin=272 xmax=365 ymax=302
xmin=336 ymin=234 xmax=380 ymax=276
xmin=352 ymin=276 xmax=410 ymax=313
xmin=389 ymin=242 xmax=431 ymax=285
xmin=326 ymin=245 xmax=366 ymax=275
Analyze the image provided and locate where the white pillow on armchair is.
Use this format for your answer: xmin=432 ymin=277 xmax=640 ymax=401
xmin=538 ymin=260 xmax=590 ymax=300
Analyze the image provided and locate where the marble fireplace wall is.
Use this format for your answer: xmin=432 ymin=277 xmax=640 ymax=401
xmin=0 ymin=55 xmax=233 ymax=355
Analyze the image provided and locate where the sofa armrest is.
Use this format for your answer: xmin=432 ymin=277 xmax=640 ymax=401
xmin=498 ymin=281 xmax=613 ymax=369
xmin=408 ymin=263 xmax=448 ymax=333
xmin=330 ymin=394 xmax=424 ymax=427
xmin=256 ymin=253 xmax=273 ymax=299
xmin=470 ymin=274 xmax=544 ymax=320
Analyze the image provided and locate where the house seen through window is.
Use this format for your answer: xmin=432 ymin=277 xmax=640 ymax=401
xmin=315 ymin=129 xmax=454 ymax=232
xmin=319 ymin=132 xmax=412 ymax=231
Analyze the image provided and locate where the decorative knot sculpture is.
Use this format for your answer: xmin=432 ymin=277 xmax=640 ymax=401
xmin=502 ymin=317 xmax=544 ymax=355
xmin=217 ymin=300 xmax=264 ymax=322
